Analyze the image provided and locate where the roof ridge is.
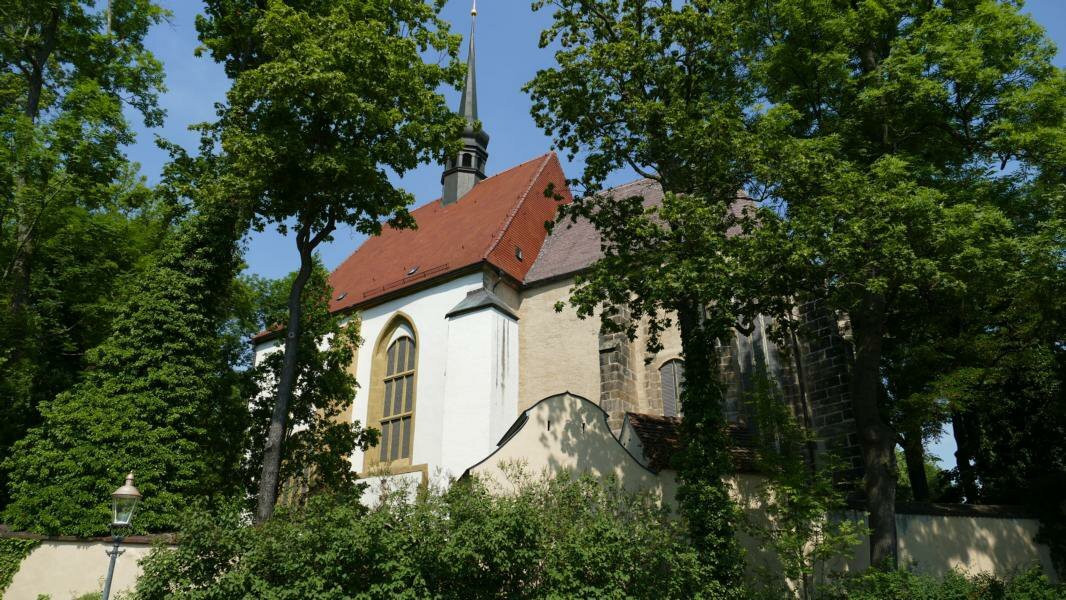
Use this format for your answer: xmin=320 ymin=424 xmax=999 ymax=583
xmin=482 ymin=151 xmax=554 ymax=261
xmin=412 ymin=152 xmax=556 ymax=210
xmin=604 ymin=177 xmax=656 ymax=193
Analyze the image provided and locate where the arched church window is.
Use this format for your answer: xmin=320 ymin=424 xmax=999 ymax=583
xmin=462 ymin=153 xmax=472 ymax=167
xmin=660 ymin=359 xmax=685 ymax=418
xmin=380 ymin=335 xmax=416 ymax=462
xmin=366 ymin=318 xmax=418 ymax=469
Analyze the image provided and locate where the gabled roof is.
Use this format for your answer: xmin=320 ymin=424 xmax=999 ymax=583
xmin=622 ymin=412 xmax=758 ymax=473
xmin=328 ymin=152 xmax=570 ymax=312
xmin=524 ymin=179 xmax=754 ymax=286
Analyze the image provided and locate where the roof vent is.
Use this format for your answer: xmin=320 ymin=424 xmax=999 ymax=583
xmin=335 ymin=292 xmax=348 ymax=301
xmin=406 ymin=265 xmax=419 ymax=276
xmin=515 ymin=246 xmax=523 ymax=261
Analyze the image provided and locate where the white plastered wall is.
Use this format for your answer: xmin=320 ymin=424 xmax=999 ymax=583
xmin=346 ymin=272 xmax=484 ymax=476
xmin=440 ymin=307 xmax=519 ymax=478
xmin=468 ymin=392 xmax=673 ymax=500
xmin=5 ymin=540 xmax=157 ymax=600
xmin=251 ymin=272 xmax=488 ymax=483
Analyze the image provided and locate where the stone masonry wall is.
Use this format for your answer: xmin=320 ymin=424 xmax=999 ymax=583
xmin=599 ymin=305 xmax=639 ymax=432
xmin=791 ymin=302 xmax=863 ymax=475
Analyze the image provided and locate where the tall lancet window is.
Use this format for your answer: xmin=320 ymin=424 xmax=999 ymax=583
xmin=366 ymin=318 xmax=418 ymax=470
xmin=660 ymin=359 xmax=685 ymax=418
xmin=381 ymin=335 xmax=416 ymax=462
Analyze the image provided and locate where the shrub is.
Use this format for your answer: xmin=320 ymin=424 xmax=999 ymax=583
xmin=816 ymin=567 xmax=1064 ymax=600
xmin=133 ymin=470 xmax=735 ymax=600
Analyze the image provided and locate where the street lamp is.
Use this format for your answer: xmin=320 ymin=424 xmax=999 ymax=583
xmin=102 ymin=472 xmax=141 ymax=600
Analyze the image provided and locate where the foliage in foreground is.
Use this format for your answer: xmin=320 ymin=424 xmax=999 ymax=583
xmin=2 ymin=191 xmax=250 ymax=536
xmin=134 ymin=472 xmax=734 ymax=600
xmin=816 ymin=567 xmax=1064 ymax=600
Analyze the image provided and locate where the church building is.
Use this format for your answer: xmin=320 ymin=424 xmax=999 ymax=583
xmin=252 ymin=4 xmax=861 ymax=494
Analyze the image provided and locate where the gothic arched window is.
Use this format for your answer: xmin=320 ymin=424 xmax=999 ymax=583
xmin=366 ymin=318 xmax=418 ymax=469
xmin=660 ymin=359 xmax=685 ymax=418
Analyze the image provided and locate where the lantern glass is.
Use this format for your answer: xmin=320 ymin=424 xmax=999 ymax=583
xmin=112 ymin=495 xmax=138 ymax=526
xmin=110 ymin=472 xmax=141 ymax=528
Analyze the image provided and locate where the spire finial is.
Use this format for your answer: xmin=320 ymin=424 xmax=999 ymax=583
xmin=441 ymin=0 xmax=490 ymax=205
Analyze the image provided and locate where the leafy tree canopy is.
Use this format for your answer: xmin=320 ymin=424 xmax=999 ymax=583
xmin=0 ymin=0 xmax=172 ymax=509
xmin=1 ymin=150 xmax=251 ymax=536
xmin=195 ymin=0 xmax=468 ymax=521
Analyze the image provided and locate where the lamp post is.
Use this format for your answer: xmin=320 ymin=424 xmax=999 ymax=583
xmin=102 ymin=472 xmax=141 ymax=600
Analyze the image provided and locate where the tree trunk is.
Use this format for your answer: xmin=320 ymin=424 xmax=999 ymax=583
xmin=849 ymin=294 xmax=898 ymax=568
xmin=951 ymin=409 xmax=980 ymax=503
xmin=901 ymin=430 xmax=930 ymax=502
xmin=255 ymin=226 xmax=317 ymax=523
xmin=8 ymin=9 xmax=58 ymax=315
xmin=673 ymin=298 xmax=743 ymax=585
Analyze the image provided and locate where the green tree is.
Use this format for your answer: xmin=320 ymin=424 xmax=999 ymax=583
xmin=242 ymin=261 xmax=377 ymax=506
xmin=0 ymin=0 xmax=170 ymax=508
xmin=1 ymin=150 xmax=251 ymax=536
xmin=740 ymin=0 xmax=1066 ymax=566
xmin=525 ymin=0 xmax=779 ymax=586
xmin=745 ymin=368 xmax=866 ymax=599
xmin=196 ymin=0 xmax=466 ymax=522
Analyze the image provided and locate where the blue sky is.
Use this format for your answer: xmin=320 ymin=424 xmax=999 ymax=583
xmin=127 ymin=1 xmax=1066 ymax=467
xmin=129 ymin=0 xmax=1066 ymax=280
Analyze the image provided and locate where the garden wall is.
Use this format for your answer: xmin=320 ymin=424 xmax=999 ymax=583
xmin=1 ymin=529 xmax=172 ymax=600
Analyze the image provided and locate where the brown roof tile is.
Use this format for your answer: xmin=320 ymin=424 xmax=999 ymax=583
xmin=624 ymin=412 xmax=758 ymax=473
xmin=524 ymin=179 xmax=755 ymax=285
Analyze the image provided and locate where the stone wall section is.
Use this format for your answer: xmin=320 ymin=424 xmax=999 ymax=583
xmin=598 ymin=305 xmax=639 ymax=432
xmin=791 ymin=302 xmax=863 ymax=474
xmin=595 ymin=302 xmax=862 ymax=477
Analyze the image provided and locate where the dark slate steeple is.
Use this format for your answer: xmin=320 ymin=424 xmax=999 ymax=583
xmin=441 ymin=0 xmax=489 ymax=205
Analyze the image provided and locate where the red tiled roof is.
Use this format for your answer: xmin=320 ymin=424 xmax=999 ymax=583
xmin=624 ymin=412 xmax=758 ymax=473
xmin=328 ymin=152 xmax=570 ymax=312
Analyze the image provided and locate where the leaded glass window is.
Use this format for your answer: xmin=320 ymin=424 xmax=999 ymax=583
xmin=380 ymin=335 xmax=416 ymax=462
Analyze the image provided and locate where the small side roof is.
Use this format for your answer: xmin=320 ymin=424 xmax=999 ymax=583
xmin=622 ymin=412 xmax=758 ymax=473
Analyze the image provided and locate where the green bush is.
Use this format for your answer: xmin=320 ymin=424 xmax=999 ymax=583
xmin=816 ymin=567 xmax=1065 ymax=600
xmin=133 ymin=470 xmax=735 ymax=600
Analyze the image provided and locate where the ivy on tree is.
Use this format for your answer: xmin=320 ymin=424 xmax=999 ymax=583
xmin=242 ymin=261 xmax=378 ymax=506
xmin=1 ymin=151 xmax=251 ymax=536
xmin=525 ymin=0 xmax=781 ymax=588
xmin=0 ymin=0 xmax=170 ymax=510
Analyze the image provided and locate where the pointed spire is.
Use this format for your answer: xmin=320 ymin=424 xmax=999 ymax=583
xmin=458 ymin=0 xmax=478 ymax=125
xmin=441 ymin=0 xmax=490 ymax=205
